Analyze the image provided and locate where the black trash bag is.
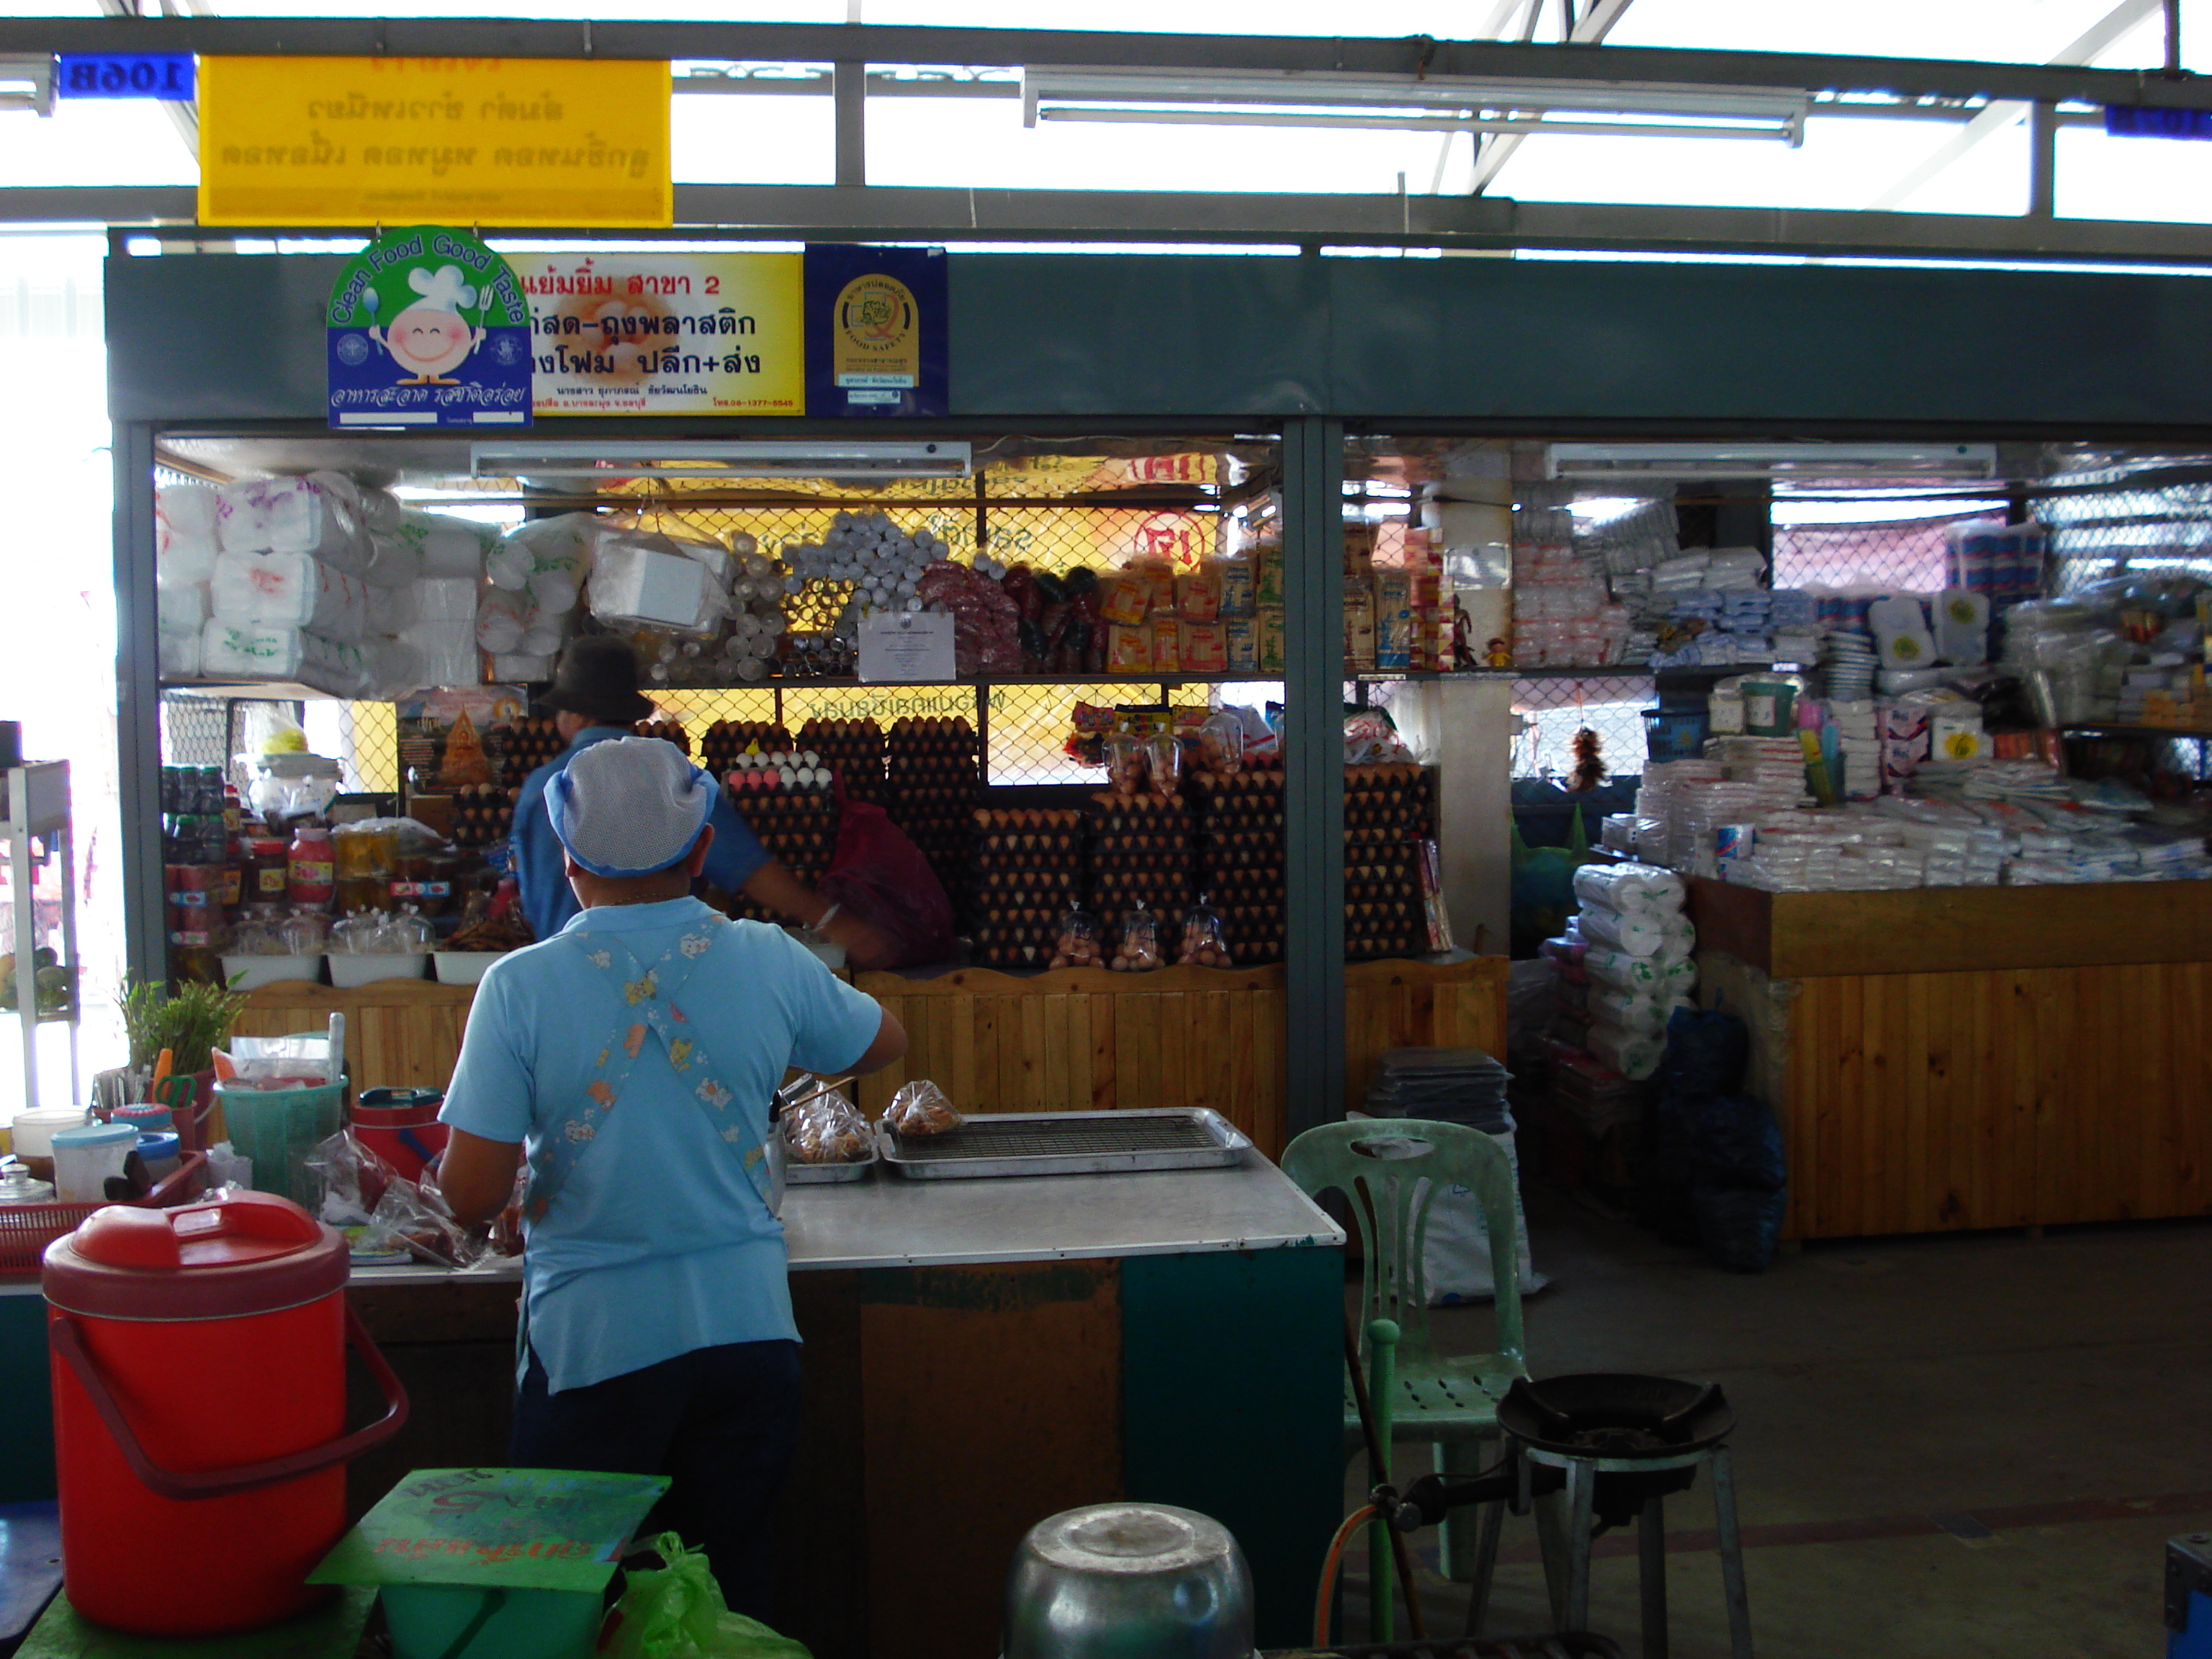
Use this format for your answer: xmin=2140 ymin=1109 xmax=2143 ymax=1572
xmin=1688 ymin=1092 xmax=1787 ymax=1273
xmin=1637 ymin=1089 xmax=1701 ymax=1247
xmin=1658 ymin=1007 xmax=1750 ymax=1097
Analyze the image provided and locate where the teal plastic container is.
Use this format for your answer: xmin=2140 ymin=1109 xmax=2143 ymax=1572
xmin=381 ymin=1583 xmax=603 ymax=1659
xmin=213 ymin=1079 xmax=345 ymax=1208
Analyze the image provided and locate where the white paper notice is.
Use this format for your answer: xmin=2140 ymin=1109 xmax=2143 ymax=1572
xmin=859 ymin=612 xmax=957 ymax=683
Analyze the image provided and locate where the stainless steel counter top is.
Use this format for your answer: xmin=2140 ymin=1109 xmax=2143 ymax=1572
xmin=0 ymin=1151 xmax=1341 ymax=1298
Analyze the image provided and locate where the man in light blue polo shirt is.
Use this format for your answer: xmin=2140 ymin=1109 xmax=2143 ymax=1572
xmin=439 ymin=735 xmax=907 ymax=1619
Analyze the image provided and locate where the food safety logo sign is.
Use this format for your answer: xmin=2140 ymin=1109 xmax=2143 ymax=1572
xmin=326 ymin=225 xmax=534 ymax=429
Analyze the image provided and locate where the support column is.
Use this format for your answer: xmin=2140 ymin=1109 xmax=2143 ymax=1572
xmin=113 ymin=421 xmax=166 ymax=986
xmin=1282 ymin=416 xmax=1346 ymax=1138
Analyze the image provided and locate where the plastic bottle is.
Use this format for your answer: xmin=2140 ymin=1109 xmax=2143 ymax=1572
xmin=287 ymin=825 xmax=336 ymax=909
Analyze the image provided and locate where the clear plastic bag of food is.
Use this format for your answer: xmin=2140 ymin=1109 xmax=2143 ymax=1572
xmin=1177 ymin=899 xmax=1234 ymax=968
xmin=1195 ymin=710 xmax=1246 ymax=775
xmin=882 ymin=1079 xmax=963 ymax=1138
xmin=1048 ymin=905 xmax=1104 ymax=970
xmin=1145 ymin=732 xmax=1182 ymax=798
xmin=783 ymin=1088 xmax=873 ymax=1164
xmin=1110 ymin=903 xmax=1164 ymax=973
xmin=362 ymin=1169 xmax=487 ymax=1271
xmin=1105 ymin=732 xmax=1148 ymax=796
xmin=305 ymin=1128 xmax=400 ymax=1224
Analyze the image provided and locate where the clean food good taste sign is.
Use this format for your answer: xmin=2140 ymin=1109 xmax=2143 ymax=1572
xmin=199 ymin=57 xmax=672 ymax=228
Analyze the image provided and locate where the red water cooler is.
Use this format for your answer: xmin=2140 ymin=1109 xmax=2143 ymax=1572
xmin=41 ymin=1190 xmax=408 ymax=1635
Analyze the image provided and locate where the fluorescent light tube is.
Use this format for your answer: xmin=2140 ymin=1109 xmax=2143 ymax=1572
xmin=1547 ymin=443 xmax=1999 ymax=480
xmin=1025 ymin=68 xmax=1806 ymax=143
xmin=470 ymin=440 xmax=973 ymax=480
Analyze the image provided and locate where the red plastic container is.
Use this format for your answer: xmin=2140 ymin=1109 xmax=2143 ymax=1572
xmin=351 ymin=1087 xmax=448 ymax=1185
xmin=42 ymin=1190 xmax=408 ymax=1636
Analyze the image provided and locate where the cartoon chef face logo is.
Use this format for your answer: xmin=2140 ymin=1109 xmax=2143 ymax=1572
xmin=368 ymin=264 xmax=486 ymax=386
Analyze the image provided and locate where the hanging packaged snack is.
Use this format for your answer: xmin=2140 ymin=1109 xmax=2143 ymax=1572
xmin=1110 ymin=902 xmax=1164 ymax=972
xmin=783 ymin=1088 xmax=873 ymax=1164
xmin=1177 ymin=898 xmax=1234 ymax=968
xmin=1135 ymin=557 xmax=1179 ymax=616
xmin=883 ymin=1079 xmax=964 ymax=1138
xmin=1219 ymin=555 xmax=1256 ymax=618
xmin=1180 ymin=621 xmax=1228 ymax=673
xmin=1048 ymin=906 xmax=1105 ymax=970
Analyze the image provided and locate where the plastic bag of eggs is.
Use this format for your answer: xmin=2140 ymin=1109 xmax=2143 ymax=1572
xmin=726 ymin=750 xmax=831 ymax=791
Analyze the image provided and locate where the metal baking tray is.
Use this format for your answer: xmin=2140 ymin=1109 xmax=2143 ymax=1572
xmin=878 ymin=1108 xmax=1250 ymax=1180
xmin=783 ymin=1141 xmax=878 ymax=1184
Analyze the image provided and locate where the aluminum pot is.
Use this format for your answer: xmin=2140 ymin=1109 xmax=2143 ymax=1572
xmin=1003 ymin=1502 xmax=1254 ymax=1659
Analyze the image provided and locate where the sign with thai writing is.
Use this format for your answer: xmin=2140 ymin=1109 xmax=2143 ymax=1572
xmin=198 ymin=57 xmax=672 ymax=228
xmin=804 ymin=244 xmax=949 ymax=417
xmin=310 ymin=1467 xmax=669 ymax=1593
xmin=327 ymin=226 xmax=534 ymax=428
xmin=506 ymin=251 xmax=806 ymax=415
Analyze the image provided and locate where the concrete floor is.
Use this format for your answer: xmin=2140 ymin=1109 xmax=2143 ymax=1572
xmin=1339 ymin=1187 xmax=2212 ymax=1658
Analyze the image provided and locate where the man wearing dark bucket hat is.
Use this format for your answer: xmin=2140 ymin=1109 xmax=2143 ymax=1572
xmin=439 ymin=734 xmax=908 ymax=1619
xmin=511 ymin=635 xmax=889 ymax=966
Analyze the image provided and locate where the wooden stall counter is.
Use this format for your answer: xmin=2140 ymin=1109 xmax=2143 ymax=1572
xmin=240 ymin=956 xmax=1512 ymax=1163
xmin=1686 ymin=878 xmax=2212 ymax=1241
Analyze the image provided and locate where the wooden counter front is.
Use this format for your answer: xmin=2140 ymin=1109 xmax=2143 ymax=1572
xmin=1684 ymin=879 xmax=2212 ymax=1239
xmin=238 ymin=956 xmax=1511 ymax=1161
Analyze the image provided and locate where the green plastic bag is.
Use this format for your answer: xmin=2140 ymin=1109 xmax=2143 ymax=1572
xmin=601 ymin=1534 xmax=813 ymax=1659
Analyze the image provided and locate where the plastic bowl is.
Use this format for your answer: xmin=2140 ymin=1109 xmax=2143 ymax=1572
xmin=326 ymin=953 xmax=427 ymax=989
xmin=432 ymin=950 xmax=505 ymax=985
xmin=221 ymin=953 xmax=323 ymax=990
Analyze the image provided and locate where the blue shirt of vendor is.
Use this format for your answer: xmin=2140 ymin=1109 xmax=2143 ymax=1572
xmin=439 ymin=896 xmax=882 ymax=1394
xmin=512 ymin=724 xmax=770 ymax=945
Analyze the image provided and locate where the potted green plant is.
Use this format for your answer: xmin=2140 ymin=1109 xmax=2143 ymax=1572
xmin=117 ymin=979 xmax=250 ymax=1136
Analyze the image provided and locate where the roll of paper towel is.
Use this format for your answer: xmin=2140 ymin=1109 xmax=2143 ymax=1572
xmin=1574 ymin=901 xmax=1662 ymax=958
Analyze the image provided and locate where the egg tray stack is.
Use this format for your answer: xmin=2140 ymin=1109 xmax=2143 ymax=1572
xmin=631 ymin=718 xmax=692 ymax=755
xmin=968 ymin=807 xmax=1082 ymax=968
xmin=796 ymin=717 xmax=886 ymax=807
xmin=1345 ymin=763 xmax=1431 ymax=961
xmin=887 ymin=717 xmax=981 ymax=920
xmin=699 ymin=721 xmax=793 ymax=778
xmin=448 ymin=783 xmax=520 ymax=850
xmin=500 ymin=716 xmax=567 ymax=781
xmin=1084 ymin=791 xmax=1194 ymax=945
xmin=720 ymin=769 xmax=840 ymax=924
xmin=1189 ymin=768 xmax=1285 ymax=965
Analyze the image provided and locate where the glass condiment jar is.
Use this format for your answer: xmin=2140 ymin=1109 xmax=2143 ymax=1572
xmin=286 ymin=826 xmax=335 ymax=909
xmin=245 ymin=837 xmax=291 ymax=902
xmin=0 ymin=1161 xmax=56 ymax=1202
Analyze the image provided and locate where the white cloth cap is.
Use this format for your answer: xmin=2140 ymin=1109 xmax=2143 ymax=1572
xmin=549 ymin=737 xmax=714 ymax=878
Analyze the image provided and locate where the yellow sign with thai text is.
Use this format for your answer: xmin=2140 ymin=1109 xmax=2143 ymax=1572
xmin=508 ymin=252 xmax=806 ymax=415
xmin=198 ymin=57 xmax=672 ymax=228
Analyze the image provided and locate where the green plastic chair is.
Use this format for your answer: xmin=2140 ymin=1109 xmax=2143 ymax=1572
xmin=1282 ymin=1118 xmax=1539 ymax=1628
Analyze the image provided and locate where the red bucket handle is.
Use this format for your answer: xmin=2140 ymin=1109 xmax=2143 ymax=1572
xmin=50 ymin=1300 xmax=410 ymax=1501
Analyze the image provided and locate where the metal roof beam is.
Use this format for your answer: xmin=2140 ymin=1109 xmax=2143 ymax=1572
xmin=0 ymin=19 xmax=2209 ymax=111
xmin=24 ymin=181 xmax=2212 ymax=265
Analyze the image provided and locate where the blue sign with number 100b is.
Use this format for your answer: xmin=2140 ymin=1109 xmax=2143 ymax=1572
xmin=55 ymin=54 xmax=195 ymax=101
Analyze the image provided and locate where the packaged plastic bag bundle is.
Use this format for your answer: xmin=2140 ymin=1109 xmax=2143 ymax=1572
xmin=1573 ymin=900 xmax=1662 ymax=958
xmin=158 ymin=629 xmax=202 ymax=679
xmin=217 ymin=475 xmax=364 ymax=566
xmin=1588 ymin=983 xmax=1671 ymax=1035
xmin=211 ymin=550 xmax=372 ymax=642
xmin=590 ymin=539 xmax=727 ymax=634
xmin=156 ymin=482 xmax=220 ymax=588
xmin=492 ymin=651 xmax=555 ymax=681
xmin=1586 ymin=1018 xmax=1664 ymax=1081
xmin=1583 ymin=943 xmax=1665 ymax=993
xmin=1571 ymin=860 xmax=1685 ymax=917
xmin=369 ymin=509 xmax=495 ymax=583
xmin=199 ymin=619 xmax=369 ymax=696
xmin=158 ymin=582 xmax=208 ymax=638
